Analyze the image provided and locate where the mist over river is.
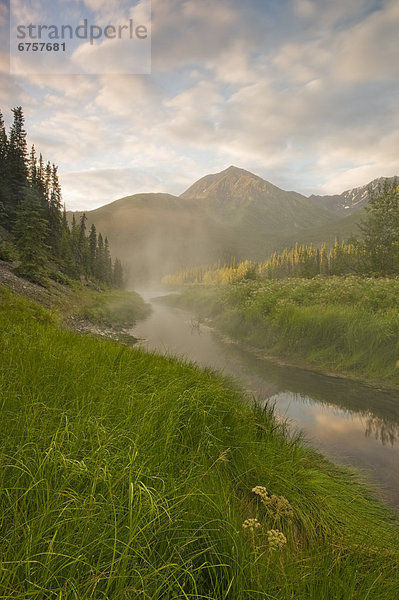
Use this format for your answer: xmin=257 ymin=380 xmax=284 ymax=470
xmin=132 ymin=290 xmax=399 ymax=509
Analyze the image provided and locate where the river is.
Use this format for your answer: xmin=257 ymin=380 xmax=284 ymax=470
xmin=132 ymin=291 xmax=399 ymax=509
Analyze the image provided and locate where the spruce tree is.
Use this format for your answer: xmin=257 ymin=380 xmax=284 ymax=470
xmin=62 ymin=205 xmax=69 ymax=234
xmin=28 ymin=145 xmax=37 ymax=185
xmin=70 ymin=213 xmax=80 ymax=269
xmin=13 ymin=188 xmax=49 ymax=283
xmin=113 ymin=258 xmax=124 ymax=288
xmin=77 ymin=213 xmax=89 ymax=275
xmin=43 ymin=161 xmax=52 ymax=213
xmin=88 ymin=224 xmax=97 ymax=276
xmin=6 ymin=107 xmax=28 ymax=226
xmin=59 ymin=206 xmax=75 ymax=276
xmin=360 ymin=181 xmax=399 ymax=275
xmin=104 ymin=237 xmax=113 ymax=284
xmin=96 ymin=232 xmax=105 ymax=281
xmin=0 ymin=111 xmax=9 ymax=226
xmin=47 ymin=164 xmax=63 ymax=256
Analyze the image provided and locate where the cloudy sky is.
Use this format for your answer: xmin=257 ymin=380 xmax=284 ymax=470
xmin=1 ymin=0 xmax=399 ymax=210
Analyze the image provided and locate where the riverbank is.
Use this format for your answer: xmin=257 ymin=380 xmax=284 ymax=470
xmin=0 ymin=259 xmax=151 ymax=343
xmin=1 ymin=288 xmax=399 ymax=598
xmin=163 ymin=277 xmax=399 ymax=387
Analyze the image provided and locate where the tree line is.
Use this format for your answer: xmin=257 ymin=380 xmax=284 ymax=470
xmin=0 ymin=106 xmax=124 ymax=287
xmin=163 ymin=179 xmax=399 ymax=286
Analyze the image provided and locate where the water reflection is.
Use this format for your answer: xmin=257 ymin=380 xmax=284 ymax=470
xmin=132 ymin=293 xmax=399 ymax=507
xmin=365 ymin=415 xmax=399 ymax=447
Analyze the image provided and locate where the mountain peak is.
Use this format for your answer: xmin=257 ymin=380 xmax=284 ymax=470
xmin=221 ymin=165 xmax=263 ymax=179
xmin=180 ymin=166 xmax=271 ymax=203
xmin=180 ymin=165 xmax=313 ymax=216
xmin=224 ymin=164 xmax=250 ymax=174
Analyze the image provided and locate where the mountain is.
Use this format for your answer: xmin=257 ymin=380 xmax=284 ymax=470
xmin=181 ymin=166 xmax=337 ymax=231
xmin=309 ymin=176 xmax=397 ymax=216
xmin=70 ymin=168 xmax=396 ymax=284
xmin=182 ymin=165 xmax=303 ymax=206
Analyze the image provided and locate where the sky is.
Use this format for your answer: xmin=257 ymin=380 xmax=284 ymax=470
xmin=1 ymin=0 xmax=399 ymax=210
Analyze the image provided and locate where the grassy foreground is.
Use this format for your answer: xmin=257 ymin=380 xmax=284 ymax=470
xmin=1 ymin=288 xmax=399 ymax=599
xmin=166 ymin=276 xmax=399 ymax=385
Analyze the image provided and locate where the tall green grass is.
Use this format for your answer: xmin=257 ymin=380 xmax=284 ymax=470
xmin=79 ymin=289 xmax=151 ymax=328
xmin=167 ymin=277 xmax=399 ymax=384
xmin=1 ymin=287 xmax=399 ymax=599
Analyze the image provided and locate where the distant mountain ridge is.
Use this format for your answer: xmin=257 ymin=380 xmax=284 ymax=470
xmin=309 ymin=176 xmax=398 ymax=216
xmin=70 ymin=167 xmax=398 ymax=283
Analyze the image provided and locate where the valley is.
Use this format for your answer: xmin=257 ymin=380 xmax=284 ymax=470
xmin=71 ymin=166 xmax=394 ymax=283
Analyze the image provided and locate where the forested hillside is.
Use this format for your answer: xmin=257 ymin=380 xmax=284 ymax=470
xmin=71 ymin=167 xmax=397 ymax=284
xmin=0 ymin=107 xmax=123 ymax=287
xmin=164 ymin=180 xmax=399 ymax=285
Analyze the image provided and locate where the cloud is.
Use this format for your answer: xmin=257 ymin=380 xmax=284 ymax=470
xmin=10 ymin=0 xmax=46 ymax=23
xmin=95 ymin=74 xmax=159 ymax=116
xmin=163 ymin=80 xmax=222 ymax=144
xmin=0 ymin=1 xmax=8 ymax=27
xmin=22 ymin=73 xmax=98 ymax=101
xmin=2 ymin=0 xmax=399 ymax=207
xmin=60 ymin=158 xmax=202 ymax=210
xmin=61 ymin=167 xmax=164 ymax=210
xmin=332 ymin=0 xmax=399 ymax=82
xmin=0 ymin=66 xmax=31 ymax=115
xmin=151 ymin=0 xmax=243 ymax=70
xmin=293 ymin=0 xmax=382 ymax=29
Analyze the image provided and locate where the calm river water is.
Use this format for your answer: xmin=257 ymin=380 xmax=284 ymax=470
xmin=132 ymin=291 xmax=399 ymax=509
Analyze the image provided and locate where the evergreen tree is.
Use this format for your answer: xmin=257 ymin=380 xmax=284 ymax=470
xmin=62 ymin=204 xmax=69 ymax=234
xmin=70 ymin=213 xmax=80 ymax=268
xmin=104 ymin=237 xmax=113 ymax=284
xmin=113 ymin=258 xmax=124 ymax=288
xmin=96 ymin=232 xmax=105 ymax=280
xmin=1 ymin=105 xmax=124 ymax=286
xmin=77 ymin=213 xmax=89 ymax=274
xmin=360 ymin=181 xmax=399 ymax=275
xmin=0 ymin=111 xmax=8 ymax=226
xmin=59 ymin=207 xmax=75 ymax=276
xmin=6 ymin=107 xmax=28 ymax=225
xmin=320 ymin=244 xmax=329 ymax=276
xmin=28 ymin=145 xmax=37 ymax=186
xmin=13 ymin=188 xmax=49 ymax=282
xmin=88 ymin=224 xmax=97 ymax=275
xmin=43 ymin=161 xmax=52 ymax=212
xmin=47 ymin=164 xmax=63 ymax=256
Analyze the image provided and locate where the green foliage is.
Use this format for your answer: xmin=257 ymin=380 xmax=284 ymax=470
xmin=5 ymin=106 xmax=28 ymax=225
xmin=360 ymin=181 xmax=399 ymax=275
xmin=169 ymin=277 xmax=399 ymax=384
xmin=163 ymin=240 xmax=364 ymax=286
xmin=0 ymin=238 xmax=19 ymax=262
xmin=80 ymin=289 xmax=151 ymax=328
xmin=47 ymin=164 xmax=63 ymax=256
xmin=165 ymin=182 xmax=399 ymax=288
xmin=1 ymin=289 xmax=399 ymax=598
xmin=0 ymin=111 xmax=9 ymax=228
xmin=112 ymin=257 xmax=124 ymax=288
xmin=13 ymin=188 xmax=49 ymax=284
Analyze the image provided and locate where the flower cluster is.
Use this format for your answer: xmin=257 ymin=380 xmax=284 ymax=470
xmin=267 ymin=529 xmax=287 ymax=551
xmin=252 ymin=486 xmax=293 ymax=520
xmin=242 ymin=518 xmax=261 ymax=531
xmin=252 ymin=486 xmax=269 ymax=502
xmin=270 ymin=495 xmax=294 ymax=520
